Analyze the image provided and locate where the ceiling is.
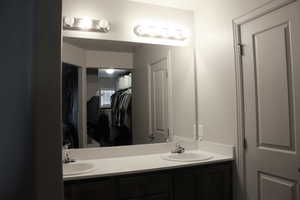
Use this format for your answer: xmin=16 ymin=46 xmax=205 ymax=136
xmin=87 ymin=68 xmax=131 ymax=78
xmin=63 ymin=37 xmax=142 ymax=52
xmin=98 ymin=69 xmax=131 ymax=78
xmin=127 ymin=0 xmax=197 ymax=11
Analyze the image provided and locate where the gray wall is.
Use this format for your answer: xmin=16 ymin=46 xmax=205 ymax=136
xmin=0 ymin=1 xmax=34 ymax=199
xmin=170 ymin=47 xmax=196 ymax=140
xmin=87 ymin=70 xmax=99 ymax=100
xmin=0 ymin=1 xmax=63 ymax=200
xmin=99 ymin=78 xmax=116 ymax=90
xmin=62 ymin=42 xmax=86 ymax=67
xmin=195 ymin=0 xmax=271 ymax=145
xmin=33 ymin=1 xmax=63 ymax=200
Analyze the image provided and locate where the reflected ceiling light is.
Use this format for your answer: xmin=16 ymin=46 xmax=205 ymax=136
xmin=134 ymin=24 xmax=190 ymax=41
xmin=78 ymin=18 xmax=93 ymax=30
xmin=105 ymin=69 xmax=115 ymax=74
xmin=63 ymin=17 xmax=111 ymax=33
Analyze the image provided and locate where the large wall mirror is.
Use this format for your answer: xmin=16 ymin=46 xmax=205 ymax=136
xmin=62 ymin=37 xmax=197 ymax=148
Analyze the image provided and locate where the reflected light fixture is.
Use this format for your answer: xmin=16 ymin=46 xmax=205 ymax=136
xmin=63 ymin=17 xmax=111 ymax=33
xmin=134 ymin=23 xmax=190 ymax=41
xmin=105 ymin=69 xmax=115 ymax=74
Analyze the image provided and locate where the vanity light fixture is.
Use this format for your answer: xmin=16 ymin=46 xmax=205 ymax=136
xmin=63 ymin=17 xmax=111 ymax=33
xmin=105 ymin=69 xmax=115 ymax=74
xmin=134 ymin=24 xmax=190 ymax=41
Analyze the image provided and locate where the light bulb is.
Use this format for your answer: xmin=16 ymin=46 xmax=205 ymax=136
xmin=78 ymin=18 xmax=92 ymax=30
xmin=181 ymin=29 xmax=190 ymax=40
xmin=105 ymin=69 xmax=115 ymax=74
xmin=99 ymin=19 xmax=110 ymax=31
xmin=147 ymin=26 xmax=157 ymax=37
xmin=167 ymin=28 xmax=177 ymax=39
xmin=133 ymin=23 xmax=190 ymax=40
xmin=64 ymin=17 xmax=75 ymax=27
xmin=136 ymin=25 xmax=146 ymax=36
xmin=160 ymin=28 xmax=169 ymax=38
xmin=173 ymin=30 xmax=183 ymax=40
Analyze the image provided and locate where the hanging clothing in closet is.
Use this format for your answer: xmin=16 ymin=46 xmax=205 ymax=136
xmin=111 ymin=88 xmax=132 ymax=128
xmin=110 ymin=88 xmax=132 ymax=145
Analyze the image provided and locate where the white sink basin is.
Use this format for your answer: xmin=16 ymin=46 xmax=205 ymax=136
xmin=63 ymin=162 xmax=95 ymax=176
xmin=161 ymin=152 xmax=213 ymax=162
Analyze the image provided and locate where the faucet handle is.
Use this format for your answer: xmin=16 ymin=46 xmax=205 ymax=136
xmin=62 ymin=143 xmax=75 ymax=164
xmin=63 ymin=143 xmax=71 ymax=150
xmin=172 ymin=143 xmax=185 ymax=154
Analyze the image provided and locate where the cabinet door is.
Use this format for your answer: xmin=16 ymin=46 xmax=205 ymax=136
xmin=119 ymin=173 xmax=171 ymax=200
xmin=119 ymin=176 xmax=145 ymax=199
xmin=172 ymin=168 xmax=197 ymax=200
xmin=144 ymin=194 xmax=170 ymax=200
xmin=64 ymin=178 xmax=116 ymax=200
xmin=196 ymin=163 xmax=232 ymax=200
xmin=144 ymin=173 xmax=171 ymax=197
xmin=127 ymin=194 xmax=169 ymax=200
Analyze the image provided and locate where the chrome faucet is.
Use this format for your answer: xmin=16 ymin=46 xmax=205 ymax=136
xmin=62 ymin=144 xmax=75 ymax=164
xmin=171 ymin=143 xmax=185 ymax=154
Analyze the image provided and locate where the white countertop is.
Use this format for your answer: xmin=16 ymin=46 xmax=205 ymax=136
xmin=63 ymin=149 xmax=233 ymax=181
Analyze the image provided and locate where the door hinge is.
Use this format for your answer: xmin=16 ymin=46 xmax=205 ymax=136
xmin=244 ymin=138 xmax=248 ymax=149
xmin=166 ymin=71 xmax=168 ymax=78
xmin=237 ymin=43 xmax=245 ymax=56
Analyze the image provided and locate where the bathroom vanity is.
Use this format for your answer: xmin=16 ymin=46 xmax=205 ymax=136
xmin=64 ymin=161 xmax=232 ymax=200
xmin=63 ymin=142 xmax=233 ymax=200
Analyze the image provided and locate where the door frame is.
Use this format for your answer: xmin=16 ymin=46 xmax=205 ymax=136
xmin=232 ymin=0 xmax=297 ymax=199
xmin=62 ymin=62 xmax=81 ymax=148
xmin=147 ymin=50 xmax=174 ymax=142
xmin=33 ymin=0 xmax=63 ymax=199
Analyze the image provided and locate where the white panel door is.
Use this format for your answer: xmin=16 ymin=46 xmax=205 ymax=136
xmin=240 ymin=2 xmax=300 ymax=200
xmin=149 ymin=58 xmax=169 ymax=142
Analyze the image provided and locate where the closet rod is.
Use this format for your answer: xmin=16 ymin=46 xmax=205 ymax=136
xmin=116 ymin=87 xmax=132 ymax=93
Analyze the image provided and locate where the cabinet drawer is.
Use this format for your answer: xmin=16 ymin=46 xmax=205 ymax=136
xmin=119 ymin=173 xmax=170 ymax=199
xmin=144 ymin=174 xmax=170 ymax=195
xmin=173 ymin=168 xmax=197 ymax=200
xmin=119 ymin=176 xmax=145 ymax=198
xmin=197 ymin=163 xmax=232 ymax=200
xmin=126 ymin=193 xmax=169 ymax=200
xmin=145 ymin=193 xmax=169 ymax=200
xmin=65 ymin=178 xmax=115 ymax=200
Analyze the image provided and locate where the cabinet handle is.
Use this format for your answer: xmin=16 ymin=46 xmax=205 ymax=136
xmin=149 ymin=134 xmax=155 ymax=141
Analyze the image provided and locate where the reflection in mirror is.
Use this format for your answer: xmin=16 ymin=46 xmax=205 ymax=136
xmin=62 ymin=63 xmax=80 ymax=148
xmin=62 ymin=37 xmax=197 ymax=148
xmin=86 ymin=68 xmax=133 ymax=147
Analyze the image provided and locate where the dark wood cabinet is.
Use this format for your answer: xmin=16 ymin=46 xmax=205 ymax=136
xmin=118 ymin=173 xmax=172 ymax=200
xmin=172 ymin=168 xmax=197 ymax=200
xmin=64 ymin=178 xmax=116 ymax=200
xmin=171 ymin=162 xmax=232 ymax=200
xmin=197 ymin=163 xmax=232 ymax=200
xmin=64 ymin=162 xmax=232 ymax=200
xmin=144 ymin=194 xmax=170 ymax=200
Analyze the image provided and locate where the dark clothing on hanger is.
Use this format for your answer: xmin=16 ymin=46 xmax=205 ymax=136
xmin=110 ymin=88 xmax=132 ymax=145
xmin=111 ymin=89 xmax=132 ymax=128
xmin=87 ymin=96 xmax=110 ymax=145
